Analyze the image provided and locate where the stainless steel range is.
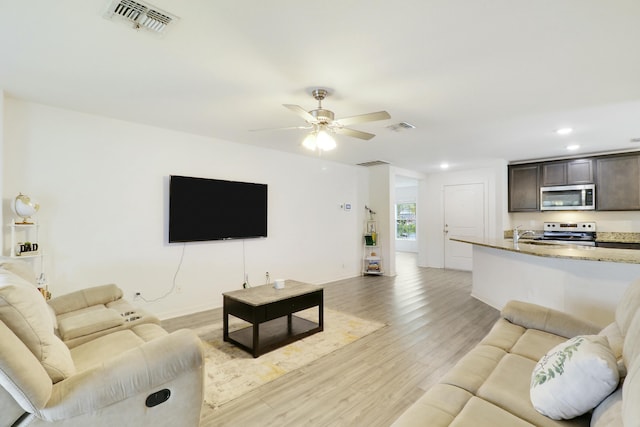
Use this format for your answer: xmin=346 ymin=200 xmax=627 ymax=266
xmin=536 ymin=222 xmax=597 ymax=246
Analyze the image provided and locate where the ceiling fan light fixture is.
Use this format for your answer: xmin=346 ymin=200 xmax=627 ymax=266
xmin=278 ymin=88 xmax=390 ymax=150
xmin=316 ymin=129 xmax=336 ymax=151
xmin=302 ymin=126 xmax=336 ymax=152
xmin=302 ymin=132 xmax=318 ymax=151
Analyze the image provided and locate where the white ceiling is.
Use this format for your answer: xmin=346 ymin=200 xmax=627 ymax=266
xmin=2 ymin=1 xmax=640 ymax=173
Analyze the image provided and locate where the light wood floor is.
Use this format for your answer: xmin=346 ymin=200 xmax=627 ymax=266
xmin=162 ymin=253 xmax=500 ymax=427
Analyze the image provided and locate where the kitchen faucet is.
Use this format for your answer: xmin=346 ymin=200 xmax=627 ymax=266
xmin=513 ymin=225 xmax=535 ymax=245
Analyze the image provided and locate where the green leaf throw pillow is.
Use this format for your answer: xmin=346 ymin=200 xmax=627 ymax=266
xmin=530 ymin=335 xmax=619 ymax=420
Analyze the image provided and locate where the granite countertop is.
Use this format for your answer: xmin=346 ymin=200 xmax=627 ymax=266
xmin=596 ymin=232 xmax=640 ymax=243
xmin=503 ymin=230 xmax=640 ymax=243
xmin=452 ymin=237 xmax=640 ymax=264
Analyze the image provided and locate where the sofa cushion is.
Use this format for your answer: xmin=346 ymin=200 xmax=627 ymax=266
xmin=510 ymin=329 xmax=568 ymax=362
xmin=0 ymin=320 xmax=53 ymax=413
xmin=449 ymin=397 xmax=534 ymax=427
xmin=440 ymin=345 xmax=506 ymax=394
xmin=480 ymin=318 xmax=526 ymax=352
xmin=615 ymin=277 xmax=640 ymax=336
xmin=599 ymin=323 xmax=624 ymax=360
xmin=70 ymin=324 xmax=168 ymax=373
xmin=391 ymin=384 xmax=536 ymax=427
xmin=599 ymin=322 xmax=626 ymax=378
xmin=57 ymin=306 xmax=124 ymax=341
xmin=0 ymin=271 xmax=75 ymax=383
xmin=623 ymin=358 xmax=640 ymax=425
xmin=390 ymin=383 xmax=472 ymax=426
xmin=48 ymin=284 xmax=123 ymax=315
xmin=622 ymin=310 xmax=640 ymax=369
xmin=530 ymin=335 xmax=619 ymax=420
xmin=70 ymin=329 xmax=146 ymax=373
xmin=502 ymin=300 xmax=601 ymax=339
xmin=130 ymin=323 xmax=169 ymax=342
xmin=591 ymin=387 xmax=622 ymax=427
xmin=476 ymin=353 xmax=585 ymax=426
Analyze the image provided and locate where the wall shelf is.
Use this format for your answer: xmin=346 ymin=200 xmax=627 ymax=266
xmin=9 ymin=220 xmax=41 ymax=258
xmin=363 ymin=221 xmax=383 ymax=275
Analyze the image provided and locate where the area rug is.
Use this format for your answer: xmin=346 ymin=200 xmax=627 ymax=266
xmin=193 ymin=308 xmax=386 ymax=409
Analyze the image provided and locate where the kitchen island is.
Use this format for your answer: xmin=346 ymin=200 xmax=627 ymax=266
xmin=452 ymin=237 xmax=640 ymax=325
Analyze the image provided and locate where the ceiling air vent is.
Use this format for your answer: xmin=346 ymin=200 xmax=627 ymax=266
xmin=104 ymin=0 xmax=178 ymax=35
xmin=356 ymin=160 xmax=391 ymax=167
xmin=386 ymin=122 xmax=416 ymax=132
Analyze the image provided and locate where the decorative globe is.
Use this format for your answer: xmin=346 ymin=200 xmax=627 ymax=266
xmin=13 ymin=193 xmax=40 ymax=224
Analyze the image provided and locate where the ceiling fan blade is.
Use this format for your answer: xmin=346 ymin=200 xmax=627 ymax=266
xmin=283 ymin=104 xmax=317 ymax=123
xmin=335 ymin=111 xmax=391 ymax=126
xmin=250 ymin=125 xmax=312 ymax=132
xmin=333 ymin=127 xmax=376 ymax=141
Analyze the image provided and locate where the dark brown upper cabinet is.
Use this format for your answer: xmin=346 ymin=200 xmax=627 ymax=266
xmin=541 ymin=159 xmax=594 ymax=187
xmin=509 ymin=152 xmax=640 ymax=212
xmin=509 ymin=164 xmax=540 ymax=212
xmin=596 ymin=154 xmax=640 ymax=210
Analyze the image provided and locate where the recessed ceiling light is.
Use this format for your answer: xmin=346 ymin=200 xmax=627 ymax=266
xmin=556 ymin=128 xmax=573 ymax=135
xmin=566 ymin=144 xmax=580 ymax=151
xmin=440 ymin=163 xmax=449 ymax=170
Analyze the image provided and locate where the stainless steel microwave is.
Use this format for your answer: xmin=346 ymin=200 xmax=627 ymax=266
xmin=540 ymin=184 xmax=596 ymax=211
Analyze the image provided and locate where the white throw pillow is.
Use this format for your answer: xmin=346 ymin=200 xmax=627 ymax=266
xmin=530 ymin=335 xmax=619 ymax=420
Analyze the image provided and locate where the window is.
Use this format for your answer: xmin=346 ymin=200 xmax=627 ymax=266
xmin=396 ymin=203 xmax=416 ymax=240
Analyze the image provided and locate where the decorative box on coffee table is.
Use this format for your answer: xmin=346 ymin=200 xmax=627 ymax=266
xmin=222 ymin=280 xmax=324 ymax=358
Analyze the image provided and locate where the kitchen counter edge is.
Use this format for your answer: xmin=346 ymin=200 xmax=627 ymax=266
xmin=451 ymin=237 xmax=640 ymax=265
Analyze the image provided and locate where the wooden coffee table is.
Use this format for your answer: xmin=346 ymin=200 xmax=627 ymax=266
xmin=223 ymin=280 xmax=324 ymax=357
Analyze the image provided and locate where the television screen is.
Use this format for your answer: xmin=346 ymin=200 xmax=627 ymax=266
xmin=169 ymin=175 xmax=268 ymax=242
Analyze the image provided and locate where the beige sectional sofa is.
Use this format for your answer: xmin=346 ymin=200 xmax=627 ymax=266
xmin=48 ymin=283 xmax=160 ymax=348
xmin=393 ymin=278 xmax=640 ymax=426
xmin=0 ymin=261 xmax=204 ymax=427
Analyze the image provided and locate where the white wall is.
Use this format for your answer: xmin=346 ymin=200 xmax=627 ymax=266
xmin=422 ymin=161 xmax=508 ymax=268
xmin=0 ymin=91 xmax=3 ymax=244
xmin=2 ymin=98 xmax=368 ymax=318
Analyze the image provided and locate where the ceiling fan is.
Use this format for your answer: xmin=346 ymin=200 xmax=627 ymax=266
xmin=257 ymin=88 xmax=391 ymax=151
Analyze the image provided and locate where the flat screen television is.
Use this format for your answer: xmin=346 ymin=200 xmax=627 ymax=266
xmin=169 ymin=175 xmax=268 ymax=242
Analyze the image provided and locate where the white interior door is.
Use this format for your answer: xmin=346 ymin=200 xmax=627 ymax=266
xmin=444 ymin=183 xmax=485 ymax=270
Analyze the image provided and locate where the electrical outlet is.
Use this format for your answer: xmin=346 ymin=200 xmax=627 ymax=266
xmin=134 ymin=292 xmax=141 ymax=301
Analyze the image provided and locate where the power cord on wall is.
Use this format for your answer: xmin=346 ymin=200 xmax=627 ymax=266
xmin=140 ymin=243 xmax=186 ymax=302
xmin=242 ymin=239 xmax=251 ymax=288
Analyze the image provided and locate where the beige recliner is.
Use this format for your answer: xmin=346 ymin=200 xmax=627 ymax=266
xmin=0 ymin=266 xmax=204 ymax=427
